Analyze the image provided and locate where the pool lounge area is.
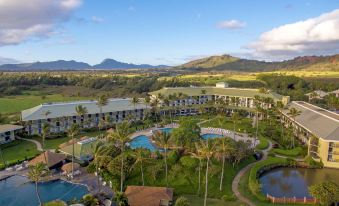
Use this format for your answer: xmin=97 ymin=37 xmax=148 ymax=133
xmin=0 ymin=175 xmax=89 ymax=206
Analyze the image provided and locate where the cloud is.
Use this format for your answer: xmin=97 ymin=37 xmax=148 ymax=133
xmin=0 ymin=0 xmax=82 ymax=46
xmin=91 ymin=16 xmax=104 ymax=23
xmin=248 ymin=9 xmax=339 ymax=60
xmin=217 ymin=20 xmax=246 ymax=29
xmin=0 ymin=56 xmax=20 ymax=65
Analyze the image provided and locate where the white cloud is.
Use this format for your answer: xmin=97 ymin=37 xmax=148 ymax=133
xmin=248 ymin=9 xmax=339 ymax=60
xmin=91 ymin=16 xmax=104 ymax=23
xmin=217 ymin=20 xmax=246 ymax=29
xmin=0 ymin=56 xmax=19 ymax=65
xmin=0 ymin=0 xmax=82 ymax=46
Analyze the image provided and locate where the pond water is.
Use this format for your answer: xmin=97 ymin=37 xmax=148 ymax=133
xmin=259 ymin=167 xmax=339 ymax=198
xmin=0 ymin=175 xmax=89 ymax=206
xmin=129 ymin=135 xmax=157 ymax=151
xmin=201 ymin=133 xmax=223 ymax=140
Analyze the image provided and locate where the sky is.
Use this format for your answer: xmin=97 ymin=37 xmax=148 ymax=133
xmin=0 ymin=0 xmax=338 ymax=66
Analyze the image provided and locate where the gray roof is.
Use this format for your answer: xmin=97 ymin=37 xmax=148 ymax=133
xmin=0 ymin=124 xmax=23 ymax=133
xmin=22 ymin=98 xmax=147 ymax=121
xmin=283 ymin=101 xmax=339 ymax=141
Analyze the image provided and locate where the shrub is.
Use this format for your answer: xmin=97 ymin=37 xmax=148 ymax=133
xmin=272 ymin=147 xmax=304 ymax=157
xmin=179 ymin=156 xmax=198 ymax=169
xmin=222 ymin=194 xmax=236 ymax=201
xmin=167 ymin=149 xmax=180 ymax=165
xmin=255 ymin=137 xmax=269 ymax=150
xmin=175 ymin=196 xmax=190 ymax=206
xmin=87 ymin=162 xmax=96 ymax=173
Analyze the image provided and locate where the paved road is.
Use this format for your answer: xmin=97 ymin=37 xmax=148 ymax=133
xmin=232 ymin=140 xmax=272 ymax=206
xmin=16 ymin=136 xmax=43 ymax=151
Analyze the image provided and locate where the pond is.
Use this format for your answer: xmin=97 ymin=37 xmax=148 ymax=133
xmin=259 ymin=167 xmax=339 ymax=198
xmin=129 ymin=135 xmax=157 ymax=151
xmin=0 ymin=175 xmax=89 ymax=206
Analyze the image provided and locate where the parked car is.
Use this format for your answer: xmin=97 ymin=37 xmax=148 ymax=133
xmin=272 ymin=143 xmax=279 ymax=148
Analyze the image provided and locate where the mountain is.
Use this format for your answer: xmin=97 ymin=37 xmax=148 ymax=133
xmin=0 ymin=59 xmax=169 ymax=71
xmin=0 ymin=60 xmax=91 ymax=71
xmin=93 ymin=58 xmax=169 ymax=69
xmin=176 ymin=54 xmax=339 ymax=72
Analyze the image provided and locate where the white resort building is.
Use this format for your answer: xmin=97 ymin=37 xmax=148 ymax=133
xmin=0 ymin=124 xmax=23 ymax=144
xmin=21 ymin=98 xmax=147 ymax=135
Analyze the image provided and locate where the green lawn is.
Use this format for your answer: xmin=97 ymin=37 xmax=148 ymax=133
xmin=183 ymin=195 xmax=245 ymax=206
xmin=200 ymin=117 xmax=254 ymax=134
xmin=256 ymin=137 xmax=269 ymax=150
xmin=125 ymin=156 xmax=256 ymax=199
xmin=272 ymin=147 xmax=306 ymax=158
xmin=0 ymin=140 xmax=40 ymax=168
xmin=0 ymin=94 xmax=88 ymax=114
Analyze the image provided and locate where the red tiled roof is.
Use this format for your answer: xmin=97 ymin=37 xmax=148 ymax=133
xmin=125 ymin=186 xmax=173 ymax=206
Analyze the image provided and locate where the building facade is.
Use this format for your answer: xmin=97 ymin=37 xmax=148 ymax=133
xmin=149 ymin=83 xmax=290 ymax=115
xmin=0 ymin=124 xmax=23 ymax=144
xmin=21 ymin=98 xmax=147 ymax=135
xmin=282 ymin=101 xmax=339 ymax=169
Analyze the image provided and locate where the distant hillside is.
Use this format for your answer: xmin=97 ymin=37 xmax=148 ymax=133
xmin=176 ymin=54 xmax=339 ymax=72
xmin=93 ymin=58 xmax=169 ymax=69
xmin=0 ymin=59 xmax=169 ymax=71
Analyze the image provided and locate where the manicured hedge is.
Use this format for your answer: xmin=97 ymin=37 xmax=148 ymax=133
xmin=255 ymin=137 xmax=269 ymax=150
xmin=272 ymin=147 xmax=306 ymax=157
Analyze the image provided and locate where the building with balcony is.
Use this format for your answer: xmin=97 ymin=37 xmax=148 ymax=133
xmin=149 ymin=83 xmax=290 ymax=115
xmin=281 ymin=101 xmax=339 ymax=169
xmin=21 ymin=98 xmax=147 ymax=135
xmin=0 ymin=124 xmax=23 ymax=144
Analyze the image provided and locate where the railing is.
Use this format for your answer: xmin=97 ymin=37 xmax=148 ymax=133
xmin=267 ymin=194 xmax=317 ymax=204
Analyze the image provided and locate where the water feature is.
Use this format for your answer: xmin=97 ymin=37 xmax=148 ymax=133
xmin=157 ymin=128 xmax=173 ymax=134
xmin=259 ymin=167 xmax=339 ymax=198
xmin=129 ymin=135 xmax=157 ymax=151
xmin=201 ymin=133 xmax=223 ymax=139
xmin=0 ymin=175 xmax=89 ymax=206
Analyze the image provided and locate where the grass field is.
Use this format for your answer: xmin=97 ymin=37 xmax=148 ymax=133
xmin=0 ymin=140 xmax=40 ymax=168
xmin=183 ymin=195 xmax=245 ymax=206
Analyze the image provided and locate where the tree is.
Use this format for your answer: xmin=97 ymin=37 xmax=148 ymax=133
xmin=287 ymin=108 xmax=301 ymax=148
xmin=97 ymin=95 xmax=108 ymax=128
xmin=201 ymin=89 xmax=206 ymax=95
xmin=130 ymin=97 xmax=140 ymax=121
xmin=253 ymin=95 xmax=262 ymax=146
xmin=75 ymin=104 xmax=88 ymax=128
xmin=195 ymin=139 xmax=216 ymax=206
xmin=0 ymin=113 xmax=7 ymax=124
xmin=175 ymin=196 xmax=190 ymax=206
xmin=190 ymin=144 xmax=204 ymax=196
xmin=93 ymin=141 xmax=112 ymax=193
xmin=28 ymin=163 xmax=49 ymax=206
xmin=108 ymin=121 xmax=131 ymax=192
xmin=41 ymin=123 xmax=50 ymax=164
xmin=309 ymin=181 xmax=339 ymax=206
xmin=215 ymin=138 xmax=233 ymax=191
xmin=113 ymin=192 xmax=129 ymax=206
xmin=171 ymin=118 xmax=201 ymax=149
xmin=67 ymin=123 xmax=79 ymax=179
xmin=231 ymin=112 xmax=239 ymax=140
xmin=153 ymin=130 xmax=172 ymax=186
xmin=130 ymin=148 xmax=150 ymax=186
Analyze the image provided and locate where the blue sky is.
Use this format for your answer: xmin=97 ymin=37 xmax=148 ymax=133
xmin=0 ymin=0 xmax=338 ymax=65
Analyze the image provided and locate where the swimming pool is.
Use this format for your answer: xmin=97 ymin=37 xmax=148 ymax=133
xmin=0 ymin=175 xmax=89 ymax=206
xmin=129 ymin=135 xmax=157 ymax=151
xmin=157 ymin=128 xmax=173 ymax=134
xmin=201 ymin=133 xmax=223 ymax=139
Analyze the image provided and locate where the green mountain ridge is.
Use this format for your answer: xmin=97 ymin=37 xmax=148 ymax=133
xmin=175 ymin=54 xmax=339 ymax=72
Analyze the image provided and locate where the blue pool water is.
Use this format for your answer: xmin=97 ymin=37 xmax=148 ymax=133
xmin=201 ymin=133 xmax=223 ymax=139
xmin=157 ymin=128 xmax=173 ymax=134
xmin=0 ymin=175 xmax=89 ymax=206
xmin=130 ymin=135 xmax=157 ymax=151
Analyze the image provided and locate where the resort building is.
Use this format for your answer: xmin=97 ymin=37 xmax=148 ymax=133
xmin=149 ymin=82 xmax=290 ymax=115
xmin=125 ymin=186 xmax=174 ymax=206
xmin=281 ymin=101 xmax=339 ymax=169
xmin=306 ymin=90 xmax=329 ymax=100
xmin=21 ymin=98 xmax=147 ymax=135
xmin=330 ymin=89 xmax=339 ymax=98
xmin=59 ymin=137 xmax=97 ymax=161
xmin=0 ymin=124 xmax=23 ymax=144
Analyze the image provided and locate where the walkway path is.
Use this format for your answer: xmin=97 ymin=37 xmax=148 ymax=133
xmin=16 ymin=136 xmax=43 ymax=151
xmin=232 ymin=140 xmax=272 ymax=206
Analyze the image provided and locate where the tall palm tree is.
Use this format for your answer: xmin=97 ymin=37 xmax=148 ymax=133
xmin=67 ymin=123 xmax=79 ymax=179
xmin=43 ymin=110 xmax=51 ymax=120
xmin=108 ymin=121 xmax=130 ymax=192
xmin=130 ymin=97 xmax=140 ymax=121
xmin=191 ymin=143 xmax=204 ymax=196
xmin=151 ymin=97 xmax=160 ymax=124
xmin=287 ymin=108 xmax=301 ymax=148
xmin=0 ymin=148 xmax=6 ymax=168
xmin=97 ymin=95 xmax=109 ymax=129
xmin=153 ymin=130 xmax=172 ymax=187
xmin=276 ymin=101 xmax=285 ymax=142
xmin=215 ymin=138 xmax=233 ymax=191
xmin=231 ymin=112 xmax=239 ymax=140
xmin=130 ymin=148 xmax=149 ymax=186
xmin=196 ymin=139 xmax=216 ymax=206
xmin=28 ymin=162 xmax=49 ymax=206
xmin=75 ymin=105 xmax=88 ymax=128
xmin=163 ymin=97 xmax=172 ymax=123
xmin=253 ymin=95 xmax=262 ymax=146
xmin=93 ymin=141 xmax=111 ymax=193
xmin=41 ymin=123 xmax=50 ymax=164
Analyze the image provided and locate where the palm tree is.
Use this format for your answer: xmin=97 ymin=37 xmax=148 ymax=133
xmin=153 ymin=130 xmax=172 ymax=187
xmin=151 ymin=97 xmax=160 ymax=124
xmin=43 ymin=110 xmax=51 ymax=120
xmin=130 ymin=148 xmax=149 ymax=186
xmin=67 ymin=123 xmax=79 ymax=179
xmin=201 ymin=89 xmax=206 ymax=95
xmin=163 ymin=97 xmax=173 ymax=123
xmin=191 ymin=143 xmax=204 ymax=195
xmin=253 ymin=95 xmax=262 ymax=146
xmin=41 ymin=123 xmax=50 ymax=164
xmin=287 ymin=108 xmax=301 ymax=148
xmin=196 ymin=139 xmax=216 ymax=206
xmin=276 ymin=101 xmax=285 ymax=142
xmin=75 ymin=104 xmax=88 ymax=128
xmin=130 ymin=97 xmax=140 ymax=121
xmin=215 ymin=138 xmax=233 ymax=191
xmin=231 ymin=112 xmax=239 ymax=140
xmin=93 ymin=141 xmax=111 ymax=193
xmin=0 ymin=148 xmax=6 ymax=168
xmin=108 ymin=121 xmax=130 ymax=192
xmin=28 ymin=162 xmax=49 ymax=206
xmin=97 ymin=95 xmax=109 ymax=129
